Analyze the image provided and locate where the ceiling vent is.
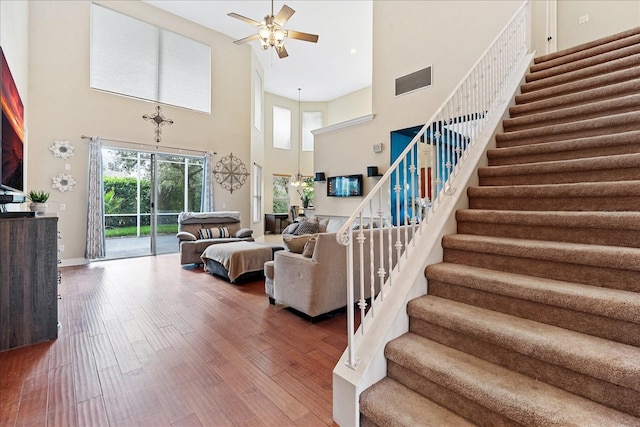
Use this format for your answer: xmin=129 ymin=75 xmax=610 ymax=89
xmin=395 ymin=66 xmax=432 ymax=96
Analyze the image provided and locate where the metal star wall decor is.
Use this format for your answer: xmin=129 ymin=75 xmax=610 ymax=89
xmin=214 ymin=152 xmax=249 ymax=194
xmin=143 ymin=106 xmax=173 ymax=143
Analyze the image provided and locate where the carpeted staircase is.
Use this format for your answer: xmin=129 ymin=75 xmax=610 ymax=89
xmin=360 ymin=28 xmax=640 ymax=426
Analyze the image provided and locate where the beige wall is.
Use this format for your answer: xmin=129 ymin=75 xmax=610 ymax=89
xmin=313 ymin=0 xmax=523 ymax=216
xmin=556 ymin=0 xmax=640 ymax=50
xmin=26 ymin=1 xmax=252 ymax=263
xmin=262 ymin=92 xmax=326 ymax=215
xmin=327 ymin=86 xmax=372 ymax=126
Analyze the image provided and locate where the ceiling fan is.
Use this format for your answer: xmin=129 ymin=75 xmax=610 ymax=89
xmin=228 ymin=0 xmax=319 ymax=59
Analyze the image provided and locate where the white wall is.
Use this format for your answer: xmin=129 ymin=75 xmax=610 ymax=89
xmin=26 ymin=0 xmax=252 ymax=262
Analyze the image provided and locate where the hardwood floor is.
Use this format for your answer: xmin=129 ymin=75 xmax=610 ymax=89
xmin=0 ymin=254 xmax=347 ymax=426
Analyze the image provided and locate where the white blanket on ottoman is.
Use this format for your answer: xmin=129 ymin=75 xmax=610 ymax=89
xmin=201 ymin=241 xmax=272 ymax=281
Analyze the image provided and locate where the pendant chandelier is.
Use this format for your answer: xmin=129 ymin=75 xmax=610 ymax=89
xmin=291 ymin=88 xmax=303 ymax=187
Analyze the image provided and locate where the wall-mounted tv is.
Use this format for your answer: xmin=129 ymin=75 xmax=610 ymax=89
xmin=327 ymin=174 xmax=363 ymax=197
xmin=1 ymin=47 xmax=25 ymax=193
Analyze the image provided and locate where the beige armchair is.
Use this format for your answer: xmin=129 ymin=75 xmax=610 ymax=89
xmin=273 ymin=224 xmax=410 ymax=321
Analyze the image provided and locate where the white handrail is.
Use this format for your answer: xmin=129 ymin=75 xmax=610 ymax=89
xmin=336 ymin=1 xmax=530 ymax=369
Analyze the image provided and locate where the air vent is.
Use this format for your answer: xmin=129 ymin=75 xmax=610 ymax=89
xmin=395 ymin=66 xmax=432 ymax=96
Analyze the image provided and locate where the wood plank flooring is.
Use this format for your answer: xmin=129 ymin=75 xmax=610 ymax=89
xmin=0 ymin=254 xmax=347 ymax=426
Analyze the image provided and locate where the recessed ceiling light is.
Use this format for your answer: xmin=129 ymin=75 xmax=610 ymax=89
xmin=350 ymin=48 xmax=357 ymax=54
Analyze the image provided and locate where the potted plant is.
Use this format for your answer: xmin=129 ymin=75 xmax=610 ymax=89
xmin=298 ymin=188 xmax=313 ymax=209
xmin=27 ymin=190 xmax=50 ymax=214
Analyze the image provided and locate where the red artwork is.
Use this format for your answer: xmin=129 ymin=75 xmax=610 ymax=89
xmin=1 ymin=46 xmax=25 ymax=191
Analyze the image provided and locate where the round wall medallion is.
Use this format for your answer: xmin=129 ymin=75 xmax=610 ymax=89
xmin=52 ymin=173 xmax=77 ymax=193
xmin=49 ymin=140 xmax=76 ymax=159
xmin=214 ymin=152 xmax=249 ymax=194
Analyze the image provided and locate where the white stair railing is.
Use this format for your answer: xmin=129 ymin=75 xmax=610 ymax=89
xmin=336 ymin=1 xmax=530 ymax=370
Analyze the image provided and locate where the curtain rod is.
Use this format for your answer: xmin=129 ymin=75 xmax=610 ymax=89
xmin=80 ymin=135 xmax=215 ymax=156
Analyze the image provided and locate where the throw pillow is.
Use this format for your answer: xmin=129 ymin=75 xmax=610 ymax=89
xmin=282 ymin=222 xmax=300 ymax=235
xmin=317 ymin=218 xmax=330 ymax=233
xmin=236 ymin=228 xmax=253 ymax=238
xmin=198 ymin=226 xmax=230 ymax=239
xmin=293 ymin=220 xmax=319 ymax=235
xmin=302 ymin=235 xmax=317 ymax=258
xmin=283 ymin=234 xmax=312 ymax=253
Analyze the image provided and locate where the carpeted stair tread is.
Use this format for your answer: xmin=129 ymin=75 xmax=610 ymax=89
xmin=503 ymin=93 xmax=640 ymax=132
xmin=442 ymin=234 xmax=640 ymax=273
xmin=360 ymin=377 xmax=476 ymax=427
xmin=495 ymin=110 xmax=640 ymax=147
xmin=425 ymin=263 xmax=640 ymax=325
xmin=531 ymin=31 xmax=640 ymax=73
xmin=516 ymin=65 xmax=640 ymax=105
xmin=521 ymin=53 xmax=640 ymax=94
xmin=526 ymin=43 xmax=640 ymax=83
xmin=456 ymin=209 xmax=640 ymax=247
xmin=477 ymin=153 xmax=640 ymax=186
xmin=407 ymin=296 xmax=640 ymax=391
xmin=468 ymin=180 xmax=640 ymax=201
xmin=487 ymin=131 xmax=640 ymax=166
xmin=534 ymin=26 xmax=640 ymax=65
xmin=510 ymin=78 xmax=640 ymax=118
xmin=385 ymin=333 xmax=640 ymax=426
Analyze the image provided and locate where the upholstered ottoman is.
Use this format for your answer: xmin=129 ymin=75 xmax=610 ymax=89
xmin=264 ymin=260 xmax=275 ymax=304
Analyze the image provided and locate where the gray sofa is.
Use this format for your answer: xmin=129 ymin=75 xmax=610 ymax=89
xmin=272 ymin=217 xmax=409 ymax=321
xmin=177 ymin=211 xmax=254 ymax=265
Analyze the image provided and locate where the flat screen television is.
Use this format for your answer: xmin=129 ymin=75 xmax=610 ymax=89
xmin=327 ymin=174 xmax=363 ymax=197
xmin=1 ymin=47 xmax=25 ymax=193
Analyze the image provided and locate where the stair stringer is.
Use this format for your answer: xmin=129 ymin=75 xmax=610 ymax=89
xmin=332 ymin=52 xmax=534 ymax=427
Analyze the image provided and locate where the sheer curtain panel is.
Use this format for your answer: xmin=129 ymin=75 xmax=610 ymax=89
xmin=86 ymin=137 xmax=106 ymax=260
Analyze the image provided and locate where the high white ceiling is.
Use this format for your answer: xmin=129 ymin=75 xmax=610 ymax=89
xmin=144 ymin=1 xmax=373 ymax=102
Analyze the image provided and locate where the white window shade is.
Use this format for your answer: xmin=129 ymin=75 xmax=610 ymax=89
xmin=273 ymin=106 xmax=291 ymax=149
xmin=90 ymin=4 xmax=211 ymax=113
xmin=302 ymin=111 xmax=322 ymax=152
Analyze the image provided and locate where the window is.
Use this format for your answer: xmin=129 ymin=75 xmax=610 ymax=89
xmin=252 ymin=163 xmax=262 ymax=223
xmin=90 ymin=3 xmax=211 ymax=113
xmin=254 ymin=72 xmax=263 ymax=131
xmin=272 ymin=175 xmax=290 ymax=214
xmin=302 ymin=111 xmax=322 ymax=152
xmin=273 ymin=106 xmax=291 ymax=149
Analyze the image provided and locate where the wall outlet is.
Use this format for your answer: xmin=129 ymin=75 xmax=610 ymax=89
xmin=373 ymin=143 xmax=383 ymax=153
xmin=59 ymin=245 xmax=64 ymax=252
xmin=578 ymin=14 xmax=589 ymax=24
xmin=60 ymin=203 xmax=66 ymax=211
xmin=65 ymin=163 xmax=71 ymax=170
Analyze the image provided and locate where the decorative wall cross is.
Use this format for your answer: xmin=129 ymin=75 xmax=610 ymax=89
xmin=143 ymin=106 xmax=174 ymax=143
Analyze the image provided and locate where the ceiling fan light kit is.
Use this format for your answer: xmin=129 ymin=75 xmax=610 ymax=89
xmin=229 ymin=0 xmax=318 ymax=59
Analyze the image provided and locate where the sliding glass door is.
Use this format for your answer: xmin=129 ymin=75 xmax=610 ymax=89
xmin=102 ymin=147 xmax=204 ymax=259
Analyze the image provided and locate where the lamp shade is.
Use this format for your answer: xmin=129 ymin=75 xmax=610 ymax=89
xmin=314 ymin=172 xmax=326 ymax=182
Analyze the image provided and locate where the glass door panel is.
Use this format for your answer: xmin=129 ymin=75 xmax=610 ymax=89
xmin=102 ymin=147 xmax=205 ymax=259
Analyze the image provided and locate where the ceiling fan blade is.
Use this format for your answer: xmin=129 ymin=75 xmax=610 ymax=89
xmin=227 ymin=12 xmax=262 ymax=27
xmin=276 ymin=45 xmax=289 ymax=59
xmin=273 ymin=5 xmax=295 ymax=27
xmin=233 ymin=34 xmax=260 ymax=45
xmin=285 ymin=30 xmax=319 ymax=43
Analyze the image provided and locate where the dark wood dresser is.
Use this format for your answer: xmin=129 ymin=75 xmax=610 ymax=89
xmin=0 ymin=215 xmax=58 ymax=351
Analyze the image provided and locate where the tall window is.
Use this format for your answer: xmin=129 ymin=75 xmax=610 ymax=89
xmin=302 ymin=111 xmax=322 ymax=152
xmin=273 ymin=106 xmax=291 ymax=149
xmin=252 ymin=163 xmax=262 ymax=223
xmin=90 ymin=3 xmax=211 ymax=113
xmin=272 ymin=175 xmax=290 ymax=214
xmin=254 ymin=71 xmax=263 ymax=131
